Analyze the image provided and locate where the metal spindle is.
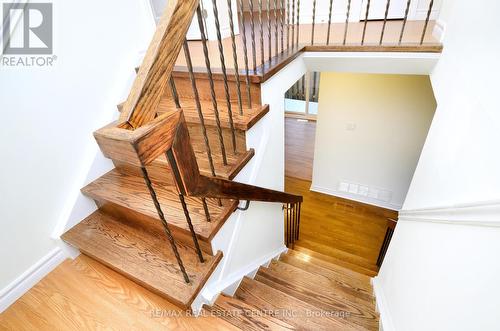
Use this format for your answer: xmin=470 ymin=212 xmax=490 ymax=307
xmin=196 ymin=7 xmax=227 ymax=166
xmin=248 ymin=0 xmax=257 ymax=71
xmin=379 ymin=0 xmax=391 ymax=44
xmin=301 ymin=76 xmax=305 ymax=100
xmin=141 ymin=167 xmax=190 ymax=283
xmin=286 ymin=0 xmax=290 ymax=49
xmin=169 ymin=77 xmax=181 ymax=109
xmin=296 ymin=202 xmax=301 ymax=240
xmin=259 ymin=0 xmax=264 ymax=68
xmin=238 ymin=0 xmax=253 ymax=108
xmin=179 ymin=193 xmax=205 ymax=262
xmin=212 ymin=0 xmax=238 ymax=153
xmin=295 ymin=0 xmax=300 ymax=46
xmin=343 ymin=0 xmax=351 ymax=45
xmin=361 ymin=0 xmax=371 ymax=45
xmin=291 ymin=0 xmax=295 ymax=48
xmin=274 ymin=0 xmax=278 ymax=58
xmin=311 ymin=0 xmax=316 ymax=45
xmin=267 ymin=0 xmax=272 ymax=62
xmin=183 ymin=40 xmax=216 ymax=177
xmin=420 ymin=0 xmax=434 ymax=45
xmin=312 ymin=72 xmax=317 ymax=102
xmin=326 ymin=0 xmax=334 ymax=45
xmin=201 ymin=197 xmax=211 ymax=222
xmin=227 ymin=0 xmax=244 ymax=116
xmin=280 ymin=0 xmax=284 ymax=52
xmin=398 ymin=0 xmax=412 ymax=44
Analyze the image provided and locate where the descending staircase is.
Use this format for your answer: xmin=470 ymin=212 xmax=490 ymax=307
xmin=62 ymin=70 xmax=273 ymax=309
xmin=208 ymin=247 xmax=379 ymax=330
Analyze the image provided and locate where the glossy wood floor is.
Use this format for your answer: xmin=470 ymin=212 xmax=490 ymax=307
xmin=178 ymin=13 xmax=438 ymax=70
xmin=284 ymin=118 xmax=397 ymax=276
xmin=285 ymin=118 xmax=316 ymax=181
xmin=0 ymin=255 xmax=238 ymax=331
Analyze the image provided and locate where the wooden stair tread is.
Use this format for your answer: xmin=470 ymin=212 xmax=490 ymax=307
xmin=205 ymin=294 xmax=294 ymax=330
xmin=156 ymin=148 xmax=254 ymax=181
xmin=157 ymin=97 xmax=269 ymax=131
xmin=284 ymin=250 xmax=374 ymax=290
xmin=257 ymin=261 xmax=378 ymax=330
xmin=235 ymin=277 xmax=359 ymax=331
xmin=268 ymin=257 xmax=374 ymax=307
xmin=82 ymin=169 xmax=237 ymax=241
xmin=293 ymin=244 xmax=379 ymax=277
xmin=61 ymin=210 xmax=222 ymax=309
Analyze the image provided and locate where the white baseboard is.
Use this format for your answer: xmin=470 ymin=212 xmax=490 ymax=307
xmin=0 ymin=247 xmax=68 ymax=313
xmin=372 ymin=277 xmax=396 ymax=331
xmin=310 ymin=184 xmax=401 ymax=211
xmin=432 ymin=19 xmax=446 ymax=43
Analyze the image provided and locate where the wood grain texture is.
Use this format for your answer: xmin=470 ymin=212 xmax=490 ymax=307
xmin=61 ymin=211 xmax=222 ymax=309
xmin=285 ymin=118 xmax=316 ymax=181
xmin=81 ymin=169 xmax=237 ymax=243
xmin=257 ymin=260 xmax=379 ymax=330
xmin=0 ymin=255 xmax=238 ymax=330
xmin=235 ymin=277 xmax=358 ymax=331
xmin=205 ymin=294 xmax=294 ymax=330
xmin=120 ymin=0 xmax=199 ymax=127
xmin=285 ymin=176 xmax=398 ymax=276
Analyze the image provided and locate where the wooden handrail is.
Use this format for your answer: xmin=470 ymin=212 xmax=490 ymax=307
xmin=119 ymin=0 xmax=199 ymax=129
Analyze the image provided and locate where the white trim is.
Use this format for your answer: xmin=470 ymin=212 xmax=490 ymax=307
xmin=372 ymin=277 xmax=396 ymax=331
xmin=0 ymin=247 xmax=68 ymax=313
xmin=310 ymin=184 xmax=401 ymax=211
xmin=432 ymin=19 xmax=446 ymax=43
xmin=399 ymin=200 xmax=500 ymax=227
xmin=201 ymin=245 xmax=287 ymax=302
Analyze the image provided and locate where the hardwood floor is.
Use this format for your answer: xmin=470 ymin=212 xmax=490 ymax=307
xmin=284 ymin=118 xmax=397 ymax=275
xmin=285 ymin=118 xmax=316 ymax=181
xmin=0 ymin=255 xmax=238 ymax=331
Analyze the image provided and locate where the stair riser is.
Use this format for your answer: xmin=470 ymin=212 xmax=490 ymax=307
xmin=165 ymin=76 xmax=261 ymax=109
xmin=93 ymin=198 xmax=215 ymax=255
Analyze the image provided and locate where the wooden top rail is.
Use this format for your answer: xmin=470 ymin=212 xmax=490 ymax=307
xmin=119 ymin=0 xmax=199 ymax=129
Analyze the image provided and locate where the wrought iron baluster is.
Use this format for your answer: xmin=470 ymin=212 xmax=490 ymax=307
xmin=196 ymin=6 xmax=227 ymax=166
xmin=259 ymin=0 xmax=265 ymax=68
xmin=238 ymin=0 xmax=253 ymax=108
xmin=286 ymin=0 xmax=290 ymax=49
xmin=295 ymin=0 xmax=300 ymax=46
xmin=296 ymin=202 xmax=301 ymax=240
xmin=301 ymin=75 xmax=305 ymax=100
xmin=169 ymin=77 xmax=181 ymax=109
xmin=280 ymin=0 xmax=285 ymax=53
xmin=380 ymin=0 xmax=391 ymax=44
xmin=291 ymin=0 xmax=295 ymax=48
xmin=141 ymin=167 xmax=190 ymax=283
xmin=361 ymin=0 xmax=371 ymax=45
xmin=183 ymin=40 xmax=216 ymax=177
xmin=343 ymin=0 xmax=351 ymax=45
xmin=274 ymin=0 xmax=279 ymax=57
xmin=420 ymin=0 xmax=434 ymax=44
xmin=201 ymin=197 xmax=211 ymax=222
xmin=311 ymin=0 xmax=316 ymax=45
xmin=211 ymin=0 xmax=238 ymax=153
xmin=312 ymin=72 xmax=317 ymax=102
xmin=248 ymin=0 xmax=257 ymax=72
xmin=326 ymin=0 xmax=334 ymax=45
xmin=267 ymin=0 xmax=272 ymax=62
xmin=179 ymin=194 xmax=205 ymax=262
xmin=227 ymin=0 xmax=244 ymax=116
xmin=398 ymin=0 xmax=412 ymax=44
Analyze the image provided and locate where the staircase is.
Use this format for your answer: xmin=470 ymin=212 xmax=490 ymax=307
xmin=58 ymin=0 xmax=441 ymax=325
xmin=208 ymin=247 xmax=379 ymax=330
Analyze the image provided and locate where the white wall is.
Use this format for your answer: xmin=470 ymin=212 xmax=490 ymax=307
xmin=375 ymin=1 xmax=500 ymax=330
xmin=311 ymin=73 xmax=436 ymax=210
xmin=0 ymin=0 xmax=154 ymax=311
